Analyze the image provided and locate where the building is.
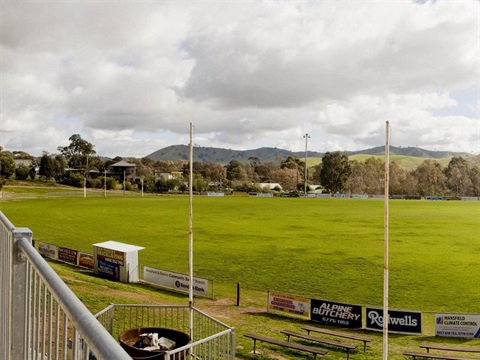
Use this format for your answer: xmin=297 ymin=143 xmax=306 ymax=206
xmin=258 ymin=183 xmax=282 ymax=191
xmin=108 ymin=160 xmax=136 ymax=183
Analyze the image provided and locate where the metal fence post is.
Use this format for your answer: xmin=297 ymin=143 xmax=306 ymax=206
xmin=12 ymin=228 xmax=33 ymax=359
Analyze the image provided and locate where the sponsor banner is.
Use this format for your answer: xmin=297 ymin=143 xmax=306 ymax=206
xmin=98 ymin=260 xmax=119 ymax=280
xmin=207 ymin=192 xmax=224 ymax=197
xmin=352 ymin=194 xmax=368 ymax=199
xmin=435 ymin=314 xmax=480 ymax=338
xmin=58 ymin=247 xmax=78 ymax=265
xmin=37 ymin=242 xmax=57 ymax=259
xmin=310 ymin=299 xmax=362 ymax=328
xmin=78 ymin=252 xmax=94 ymax=269
xmin=96 ymin=247 xmax=125 ymax=266
xmin=256 ymin=193 xmax=273 ymax=197
xmin=366 ymin=308 xmax=422 ymax=334
xmin=268 ymin=291 xmax=310 ymax=318
xmin=144 ymin=266 xmax=209 ymax=296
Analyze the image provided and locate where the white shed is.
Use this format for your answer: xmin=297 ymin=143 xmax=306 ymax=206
xmin=93 ymin=241 xmax=144 ymax=283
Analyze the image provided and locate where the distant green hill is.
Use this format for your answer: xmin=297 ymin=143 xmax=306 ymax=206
xmin=146 ymin=145 xmax=296 ymax=163
xmin=146 ymin=145 xmax=472 ymax=168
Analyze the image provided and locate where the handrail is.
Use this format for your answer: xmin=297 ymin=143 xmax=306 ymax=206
xmin=0 ymin=212 xmax=15 ymax=232
xmin=17 ymin=237 xmax=132 ymax=360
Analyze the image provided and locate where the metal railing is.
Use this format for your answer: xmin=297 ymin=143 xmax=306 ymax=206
xmin=0 ymin=211 xmax=131 ymax=360
xmin=1 ymin=210 xmax=235 ymax=360
xmin=95 ymin=304 xmax=235 ymax=360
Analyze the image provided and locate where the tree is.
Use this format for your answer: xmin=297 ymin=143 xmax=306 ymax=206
xmin=469 ymin=166 xmax=480 ymax=196
xmin=346 ymin=160 xmax=367 ymax=194
xmin=273 ymin=167 xmax=298 ymax=191
xmin=191 ymin=173 xmax=209 ymax=192
xmin=39 ymin=154 xmax=55 ymax=181
xmin=57 ymin=134 xmax=96 ymax=170
xmin=389 ymin=161 xmax=407 ymax=195
xmin=319 ymin=152 xmax=351 ymax=194
xmin=413 ymin=160 xmax=446 ymax=196
xmin=0 ymin=151 xmax=15 ymax=178
xmin=29 ymin=165 xmax=37 ymax=180
xmin=444 ymin=157 xmax=472 ymax=196
xmin=53 ymin=155 xmax=66 ymax=182
xmin=226 ymin=160 xmax=248 ymax=181
xmin=202 ymin=162 xmax=227 ymax=190
xmin=254 ymin=162 xmax=279 ymax=182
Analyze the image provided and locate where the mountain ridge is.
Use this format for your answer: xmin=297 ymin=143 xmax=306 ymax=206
xmin=146 ymin=145 xmax=472 ymax=164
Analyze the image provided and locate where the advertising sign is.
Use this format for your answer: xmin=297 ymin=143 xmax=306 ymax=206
xmin=37 ymin=242 xmax=57 ymax=259
xmin=96 ymin=247 xmax=125 ymax=266
xmin=435 ymin=314 xmax=480 ymax=338
xmin=78 ymin=252 xmax=94 ymax=269
xmin=98 ymin=260 xmax=119 ymax=280
xmin=310 ymin=299 xmax=362 ymax=328
xmin=268 ymin=291 xmax=310 ymax=318
xmin=58 ymin=247 xmax=78 ymax=265
xmin=144 ymin=266 xmax=209 ymax=296
xmin=366 ymin=307 xmax=422 ymax=334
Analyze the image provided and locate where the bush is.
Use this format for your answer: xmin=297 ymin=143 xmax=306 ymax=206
xmin=123 ymin=181 xmax=133 ymax=191
xmin=88 ymin=178 xmax=103 ymax=189
xmin=233 ymin=182 xmax=262 ymax=193
xmin=15 ymin=165 xmax=30 ymax=180
xmin=104 ymin=177 xmax=117 ymax=190
xmin=60 ymin=171 xmax=84 ymax=188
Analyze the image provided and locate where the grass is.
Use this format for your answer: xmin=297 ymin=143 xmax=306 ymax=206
xmin=1 ymin=187 xmax=479 ymax=359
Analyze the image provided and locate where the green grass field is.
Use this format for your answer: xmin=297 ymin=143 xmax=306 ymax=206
xmin=1 ymin=188 xmax=479 ymax=359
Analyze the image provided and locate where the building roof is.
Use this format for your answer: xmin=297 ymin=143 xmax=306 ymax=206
xmin=93 ymin=241 xmax=144 ymax=253
xmin=111 ymin=160 xmax=136 ymax=168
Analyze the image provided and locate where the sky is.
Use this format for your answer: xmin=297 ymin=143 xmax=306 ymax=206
xmin=1 ymin=0 xmax=479 ymax=159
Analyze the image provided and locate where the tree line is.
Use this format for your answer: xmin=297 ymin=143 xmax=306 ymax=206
xmin=1 ymin=134 xmax=479 ymax=197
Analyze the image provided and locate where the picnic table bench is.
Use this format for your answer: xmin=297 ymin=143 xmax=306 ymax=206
xmin=243 ymin=333 xmax=328 ymax=359
xmin=301 ymin=325 xmax=372 ymax=352
xmin=281 ymin=329 xmax=357 ymax=360
xmin=403 ymin=350 xmax=478 ymax=360
xmin=419 ymin=343 xmax=480 ymax=354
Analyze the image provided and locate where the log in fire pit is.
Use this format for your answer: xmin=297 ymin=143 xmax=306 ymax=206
xmin=119 ymin=327 xmax=190 ymax=360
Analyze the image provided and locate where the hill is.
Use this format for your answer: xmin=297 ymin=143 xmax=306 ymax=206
xmin=146 ymin=145 xmax=471 ymax=164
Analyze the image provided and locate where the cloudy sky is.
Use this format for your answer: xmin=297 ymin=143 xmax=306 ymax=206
xmin=1 ymin=0 xmax=479 ymax=158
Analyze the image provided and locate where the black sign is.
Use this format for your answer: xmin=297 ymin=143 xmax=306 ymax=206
xmin=366 ymin=307 xmax=422 ymax=334
xmin=310 ymin=299 xmax=362 ymax=328
xmin=58 ymin=247 xmax=78 ymax=265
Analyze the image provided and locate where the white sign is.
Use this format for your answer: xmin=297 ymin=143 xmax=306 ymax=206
xmin=37 ymin=242 xmax=57 ymax=259
xmin=207 ymin=192 xmax=224 ymax=197
xmin=144 ymin=266 xmax=209 ymax=296
xmin=268 ymin=291 xmax=310 ymax=318
xmin=435 ymin=314 xmax=480 ymax=338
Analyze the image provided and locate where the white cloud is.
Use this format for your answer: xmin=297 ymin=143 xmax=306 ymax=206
xmin=1 ymin=0 xmax=478 ymax=158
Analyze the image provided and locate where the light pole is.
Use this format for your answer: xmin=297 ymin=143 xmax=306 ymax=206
xmin=303 ymin=133 xmax=310 ymax=195
xmin=84 ymin=155 xmax=88 ymax=198
xmin=104 ymin=169 xmax=107 ymax=198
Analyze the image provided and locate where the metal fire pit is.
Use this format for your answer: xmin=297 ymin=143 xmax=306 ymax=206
xmin=119 ymin=327 xmax=190 ymax=360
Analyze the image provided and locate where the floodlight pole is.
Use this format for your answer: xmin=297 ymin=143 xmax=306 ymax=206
xmin=303 ymin=133 xmax=310 ymax=195
xmin=383 ymin=121 xmax=390 ymax=360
